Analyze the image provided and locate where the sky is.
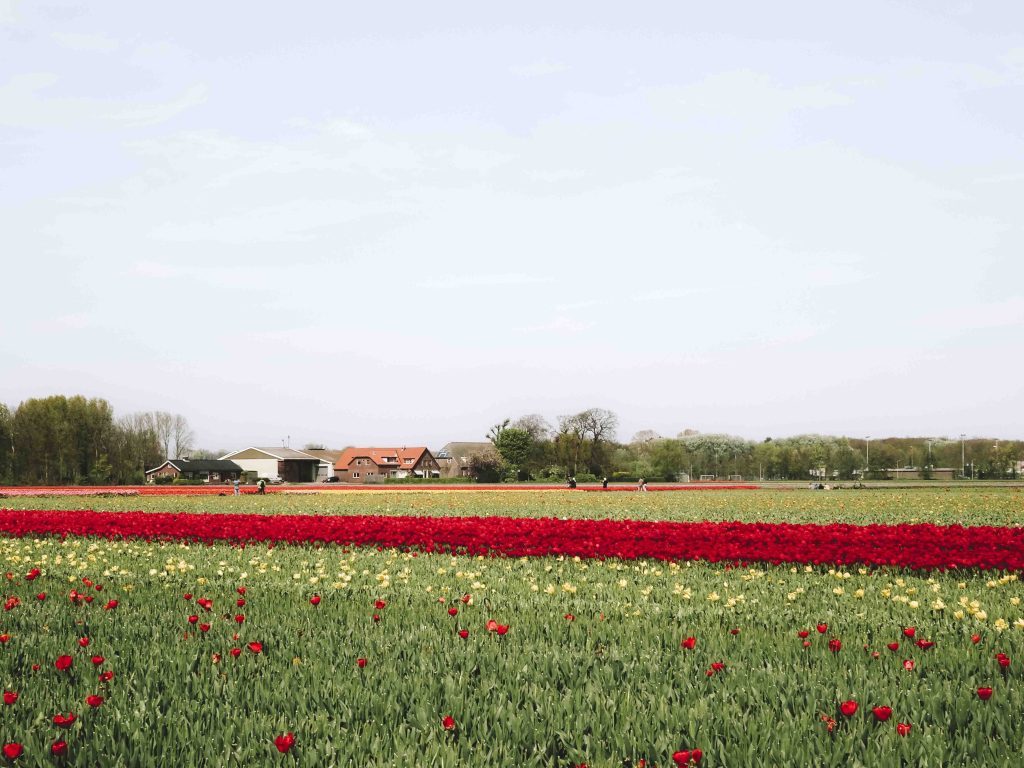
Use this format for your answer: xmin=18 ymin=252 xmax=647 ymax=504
xmin=2 ymin=1 xmax=1022 ymax=450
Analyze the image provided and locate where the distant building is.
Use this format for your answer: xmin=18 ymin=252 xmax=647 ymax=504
xmin=334 ymin=447 xmax=440 ymax=483
xmin=300 ymin=449 xmax=344 ymax=482
xmin=219 ymin=447 xmax=321 ymax=482
xmin=145 ymin=459 xmax=242 ymax=484
xmin=434 ymin=442 xmax=498 ymax=478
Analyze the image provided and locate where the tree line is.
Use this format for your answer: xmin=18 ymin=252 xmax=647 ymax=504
xmin=1 ymin=396 xmax=1020 ymax=485
xmin=0 ymin=396 xmax=194 ymax=485
xmin=479 ymin=411 xmax=1023 ymax=482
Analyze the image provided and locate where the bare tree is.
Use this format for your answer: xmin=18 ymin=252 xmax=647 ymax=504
xmin=511 ymin=414 xmax=552 ymax=442
xmin=152 ymin=411 xmax=174 ymax=459
xmin=171 ymin=414 xmax=194 ymax=459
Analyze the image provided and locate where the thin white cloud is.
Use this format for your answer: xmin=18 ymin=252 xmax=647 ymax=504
xmin=509 ymin=60 xmax=568 ymax=77
xmin=51 ymin=31 xmax=119 ymax=52
xmin=0 ymin=75 xmax=207 ymax=128
xmin=423 ymin=274 xmax=552 ymax=289
xmin=916 ymin=297 xmax=1024 ymax=332
xmin=108 ymin=83 xmax=207 ymax=127
xmin=0 ymin=0 xmax=19 ymax=25
xmin=519 ymin=315 xmax=592 ymax=334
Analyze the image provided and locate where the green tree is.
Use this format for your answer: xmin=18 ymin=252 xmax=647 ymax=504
xmin=493 ymin=428 xmax=533 ymax=480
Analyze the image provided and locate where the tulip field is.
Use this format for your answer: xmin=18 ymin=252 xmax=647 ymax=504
xmin=0 ymin=488 xmax=1021 ymax=766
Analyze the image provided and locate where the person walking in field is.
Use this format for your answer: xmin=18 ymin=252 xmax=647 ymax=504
xmin=257 ymin=478 xmax=266 ymax=495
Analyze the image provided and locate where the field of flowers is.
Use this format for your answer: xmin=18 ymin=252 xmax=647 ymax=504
xmin=1 ymin=487 xmax=1022 ymax=526
xmin=0 ymin=488 xmax=1021 ymax=765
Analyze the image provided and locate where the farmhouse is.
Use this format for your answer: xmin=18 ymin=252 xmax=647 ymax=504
xmin=145 ymin=458 xmax=243 ymax=484
xmin=219 ymin=447 xmax=321 ymax=482
xmin=434 ymin=442 xmax=498 ymax=478
xmin=334 ymin=447 xmax=440 ymax=483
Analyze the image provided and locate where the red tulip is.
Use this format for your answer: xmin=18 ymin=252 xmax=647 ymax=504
xmin=681 ymin=636 xmax=697 ymax=650
xmin=85 ymin=695 xmax=103 ymax=708
xmin=51 ymin=741 xmax=68 ymax=757
xmin=971 ymin=633 xmax=981 ymax=644
xmin=25 ymin=568 xmax=40 ymax=581
xmin=103 ymin=599 xmax=118 ymax=610
xmin=442 ymin=715 xmax=456 ymax=731
xmin=840 ymin=700 xmax=858 ymax=717
xmin=448 ymin=607 xmax=459 ymax=617
xmin=52 ymin=713 xmax=76 ymax=728
xmin=797 ymin=630 xmax=809 ymax=639
xmin=458 ymin=629 xmax=469 ymax=639
xmin=374 ymin=600 xmax=386 ymax=610
xmin=55 ymin=655 xmax=73 ymax=671
xmin=30 ymin=665 xmax=38 ymax=672
xmin=36 ymin=593 xmax=45 ymax=602
xmin=916 ymin=639 xmax=934 ymax=651
xmin=183 ymin=593 xmax=192 ymax=600
xmin=91 ymin=656 xmax=104 ymax=666
xmin=828 ymin=638 xmax=842 ymax=653
xmin=237 ymin=598 xmax=246 ymax=607
xmin=357 ymin=658 xmax=367 ymax=668
xmin=872 ymin=706 xmax=892 ymax=721
xmin=188 ymin=615 xmax=199 ymax=625
xmin=199 ymin=623 xmax=210 ymax=633
xmin=903 ymin=627 xmax=916 ymax=638
xmin=274 ymin=733 xmax=295 ymax=753
xmin=229 ymin=647 xmax=241 ymax=658
xmin=372 ymin=614 xmax=381 ymax=623
xmin=2 ymin=691 xmax=16 ymax=706
xmin=0 ymin=635 xmax=9 ymax=644
xmin=816 ymin=623 xmax=828 ymax=634
xmin=309 ymin=595 xmax=321 ymax=606
xmin=564 ymin=613 xmax=575 ymax=622
xmin=78 ymin=637 xmax=90 ymax=648
xmin=461 ymin=594 xmax=471 ymax=604
xmin=903 ymin=659 xmax=915 ymax=671
xmin=896 ymin=722 xmax=912 ymax=736
xmin=2 ymin=743 xmax=22 ymax=760
xmin=247 ymin=642 xmax=263 ymax=654
xmin=996 ymin=653 xmax=1010 ymax=668
xmin=672 ymin=751 xmax=691 ymax=767
xmin=977 ymin=687 xmax=993 ymax=701
xmin=495 ymin=624 xmax=509 ymax=635
xmin=710 ymin=662 xmax=725 ymax=672
xmin=236 ymin=587 xmax=246 ymax=595
xmin=234 ymin=614 xmax=245 ymax=624
xmin=730 ymin=628 xmax=740 ymax=635
xmin=99 ymin=671 xmax=114 ymax=683
xmin=887 ymin=642 xmax=899 ymax=652
xmin=802 ymin=640 xmax=811 ymax=648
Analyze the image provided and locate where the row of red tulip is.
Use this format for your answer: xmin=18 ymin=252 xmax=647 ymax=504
xmin=1 ymin=509 xmax=1022 ymax=569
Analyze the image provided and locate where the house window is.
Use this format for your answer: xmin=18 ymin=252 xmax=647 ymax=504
xmin=404 ymin=458 xmax=413 ymax=463
xmin=352 ymin=472 xmax=360 ymax=478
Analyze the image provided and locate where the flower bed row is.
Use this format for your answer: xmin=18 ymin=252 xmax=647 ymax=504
xmin=0 ymin=484 xmax=760 ymax=497
xmin=1 ymin=510 xmax=1023 ymax=570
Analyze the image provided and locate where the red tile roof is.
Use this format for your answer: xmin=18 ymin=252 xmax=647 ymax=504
xmin=336 ymin=447 xmax=430 ymax=470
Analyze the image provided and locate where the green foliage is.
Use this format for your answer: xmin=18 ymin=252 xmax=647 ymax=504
xmin=0 ymin=530 xmax=1020 ymax=767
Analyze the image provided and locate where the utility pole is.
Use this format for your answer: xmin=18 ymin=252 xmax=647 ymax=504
xmin=960 ymin=433 xmax=966 ymax=479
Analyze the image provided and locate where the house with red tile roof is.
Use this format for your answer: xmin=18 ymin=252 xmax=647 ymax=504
xmin=334 ymin=447 xmax=440 ymax=483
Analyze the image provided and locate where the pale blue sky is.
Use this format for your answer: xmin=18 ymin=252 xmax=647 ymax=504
xmin=2 ymin=1 xmax=1022 ymax=448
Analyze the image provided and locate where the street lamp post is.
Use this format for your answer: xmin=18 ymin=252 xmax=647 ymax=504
xmin=960 ymin=433 xmax=966 ymax=479
xmin=865 ymin=436 xmax=870 ymax=477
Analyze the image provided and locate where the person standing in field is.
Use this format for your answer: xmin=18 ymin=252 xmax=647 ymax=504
xmin=257 ymin=478 xmax=266 ymax=495
xmin=602 ymin=476 xmax=609 ymax=490
xmin=233 ymin=478 xmax=240 ymax=496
